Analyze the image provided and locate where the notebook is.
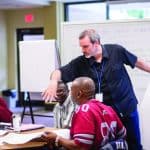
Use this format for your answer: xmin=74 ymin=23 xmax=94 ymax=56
xmin=8 ymin=123 xmax=45 ymax=131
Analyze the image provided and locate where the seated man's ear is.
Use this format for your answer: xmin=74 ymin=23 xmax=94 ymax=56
xmin=77 ymin=90 xmax=82 ymax=99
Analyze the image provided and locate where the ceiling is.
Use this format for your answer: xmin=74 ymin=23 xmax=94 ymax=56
xmin=0 ymin=0 xmax=51 ymax=10
xmin=0 ymin=0 xmax=94 ymax=10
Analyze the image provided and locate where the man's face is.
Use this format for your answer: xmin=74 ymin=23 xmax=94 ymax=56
xmin=79 ymin=35 xmax=98 ymax=58
xmin=55 ymin=83 xmax=68 ymax=104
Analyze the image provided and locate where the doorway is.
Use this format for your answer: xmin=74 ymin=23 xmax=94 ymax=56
xmin=16 ymin=27 xmax=44 ymax=106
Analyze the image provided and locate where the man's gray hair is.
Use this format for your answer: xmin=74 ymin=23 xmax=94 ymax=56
xmin=79 ymin=29 xmax=100 ymax=44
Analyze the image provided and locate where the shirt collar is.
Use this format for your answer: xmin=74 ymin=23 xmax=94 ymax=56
xmin=102 ymin=45 xmax=109 ymax=59
xmin=59 ymin=95 xmax=71 ymax=108
xmin=88 ymin=45 xmax=109 ymax=66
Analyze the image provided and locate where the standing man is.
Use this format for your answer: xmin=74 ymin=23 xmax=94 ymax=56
xmin=42 ymin=29 xmax=150 ymax=150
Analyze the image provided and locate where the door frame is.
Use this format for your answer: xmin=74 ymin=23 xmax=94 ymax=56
xmin=16 ymin=27 xmax=44 ymax=106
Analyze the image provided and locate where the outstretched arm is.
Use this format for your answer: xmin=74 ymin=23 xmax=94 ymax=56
xmin=135 ymin=58 xmax=150 ymax=73
xmin=42 ymin=69 xmax=61 ymax=102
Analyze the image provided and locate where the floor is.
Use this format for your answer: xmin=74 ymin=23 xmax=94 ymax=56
xmin=10 ymin=106 xmax=54 ymax=127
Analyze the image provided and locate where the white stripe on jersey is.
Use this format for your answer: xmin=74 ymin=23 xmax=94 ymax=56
xmin=73 ymin=133 xmax=94 ymax=145
xmin=73 ymin=133 xmax=94 ymax=139
xmin=74 ymin=138 xmax=93 ymax=145
xmin=118 ymin=127 xmax=126 ymax=138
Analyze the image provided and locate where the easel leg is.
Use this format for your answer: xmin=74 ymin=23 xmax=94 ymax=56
xmin=21 ymin=92 xmax=35 ymax=124
xmin=21 ymin=102 xmax=26 ymax=123
xmin=28 ymin=92 xmax=35 ymax=124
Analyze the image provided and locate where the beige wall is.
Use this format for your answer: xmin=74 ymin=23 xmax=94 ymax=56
xmin=0 ymin=10 xmax=7 ymax=91
xmin=4 ymin=2 xmax=59 ymax=89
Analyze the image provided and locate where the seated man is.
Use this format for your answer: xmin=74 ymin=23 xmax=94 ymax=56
xmin=53 ymin=80 xmax=76 ymax=128
xmin=42 ymin=77 xmax=127 ymax=150
xmin=0 ymin=97 xmax=12 ymax=122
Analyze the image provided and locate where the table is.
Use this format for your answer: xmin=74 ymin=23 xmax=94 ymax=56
xmin=0 ymin=127 xmax=55 ymax=150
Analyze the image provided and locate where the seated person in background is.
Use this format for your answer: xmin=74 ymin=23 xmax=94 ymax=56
xmin=42 ymin=77 xmax=128 ymax=150
xmin=0 ymin=97 xmax=12 ymax=122
xmin=53 ymin=80 xmax=76 ymax=128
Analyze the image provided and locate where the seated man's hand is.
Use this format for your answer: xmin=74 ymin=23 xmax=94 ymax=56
xmin=41 ymin=131 xmax=57 ymax=149
xmin=42 ymin=131 xmax=57 ymax=141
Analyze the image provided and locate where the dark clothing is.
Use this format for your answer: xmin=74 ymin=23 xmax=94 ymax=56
xmin=60 ymin=44 xmax=138 ymax=117
xmin=100 ymin=139 xmax=128 ymax=150
xmin=122 ymin=109 xmax=142 ymax=150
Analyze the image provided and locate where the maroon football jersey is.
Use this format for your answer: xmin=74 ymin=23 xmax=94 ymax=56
xmin=70 ymin=99 xmax=126 ymax=150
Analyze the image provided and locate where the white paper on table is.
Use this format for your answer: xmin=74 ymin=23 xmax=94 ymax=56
xmin=0 ymin=130 xmax=8 ymax=136
xmin=51 ymin=129 xmax=70 ymax=139
xmin=0 ymin=132 xmax=44 ymax=144
xmin=0 ymin=130 xmax=9 ymax=146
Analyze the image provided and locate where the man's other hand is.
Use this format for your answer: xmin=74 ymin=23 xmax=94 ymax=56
xmin=42 ymin=80 xmax=58 ymax=103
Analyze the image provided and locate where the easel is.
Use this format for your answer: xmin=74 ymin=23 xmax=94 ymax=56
xmin=19 ymin=40 xmax=60 ymax=124
xmin=21 ymin=92 xmax=54 ymax=124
